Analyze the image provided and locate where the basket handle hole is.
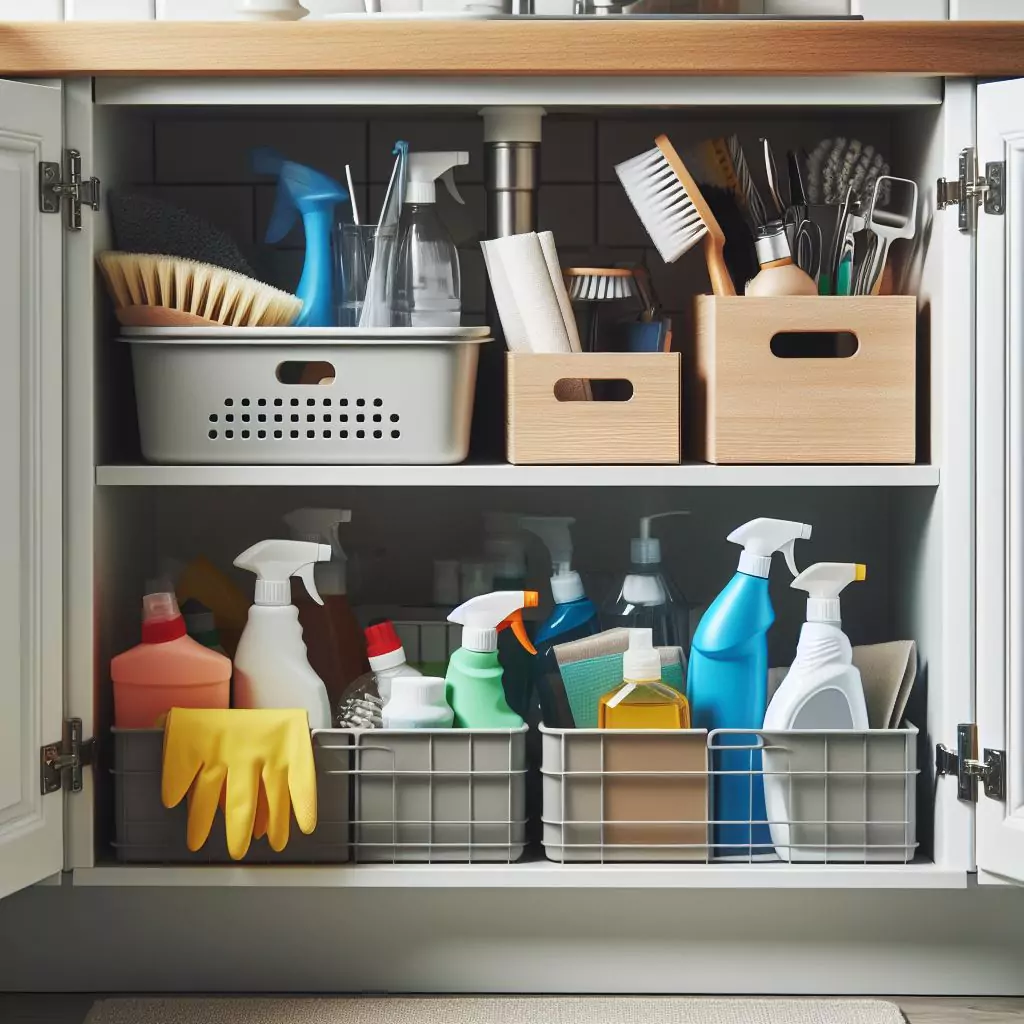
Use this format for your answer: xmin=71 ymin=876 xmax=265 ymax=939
xmin=276 ymin=361 xmax=336 ymax=385
xmin=770 ymin=331 xmax=859 ymax=359
xmin=554 ymin=378 xmax=634 ymax=402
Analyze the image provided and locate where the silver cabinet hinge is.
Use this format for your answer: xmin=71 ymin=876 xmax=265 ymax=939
xmin=935 ymin=723 xmax=1005 ymax=803
xmin=40 ymin=718 xmax=95 ymax=796
xmin=936 ymin=147 xmax=1004 ymax=235
xmin=38 ymin=149 xmax=100 ymax=232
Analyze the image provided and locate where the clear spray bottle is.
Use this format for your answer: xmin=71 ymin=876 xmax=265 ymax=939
xmin=393 ymin=151 xmax=470 ymax=328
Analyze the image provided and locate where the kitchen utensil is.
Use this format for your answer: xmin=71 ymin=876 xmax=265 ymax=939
xmin=794 ymin=220 xmax=822 ymax=282
xmin=787 ymin=149 xmax=808 ymax=212
xmin=857 ymin=175 xmax=918 ymax=297
xmin=822 ymin=185 xmax=856 ymax=296
xmin=762 ymin=137 xmax=785 ymax=217
xmin=616 ymin=134 xmax=736 ymax=297
xmin=727 ymin=134 xmax=767 ymax=228
xmin=806 ymin=137 xmax=891 ymax=206
xmin=97 ymin=251 xmax=302 ymax=328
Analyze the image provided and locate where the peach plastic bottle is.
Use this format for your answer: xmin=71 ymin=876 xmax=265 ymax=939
xmin=112 ymin=592 xmax=232 ymax=729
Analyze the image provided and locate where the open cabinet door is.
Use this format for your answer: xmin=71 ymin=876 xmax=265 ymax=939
xmin=0 ymin=80 xmax=65 ymax=900
xmin=977 ymin=79 xmax=1024 ymax=885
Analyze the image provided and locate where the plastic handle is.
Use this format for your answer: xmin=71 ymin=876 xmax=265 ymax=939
xmin=296 ymin=563 xmax=323 ymax=606
xmin=498 ymin=610 xmax=537 ymax=656
xmin=780 ymin=539 xmax=799 ymax=578
xmin=441 ymin=168 xmax=465 ymax=206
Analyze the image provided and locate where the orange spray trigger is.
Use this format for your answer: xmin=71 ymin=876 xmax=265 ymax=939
xmin=498 ymin=609 xmax=537 ymax=656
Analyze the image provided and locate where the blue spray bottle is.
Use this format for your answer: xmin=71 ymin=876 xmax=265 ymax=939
xmin=253 ymin=148 xmax=349 ymax=328
xmin=688 ymin=517 xmax=812 ymax=858
xmin=520 ymin=516 xmax=599 ymax=727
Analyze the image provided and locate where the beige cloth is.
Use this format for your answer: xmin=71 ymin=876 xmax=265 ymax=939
xmin=87 ymin=996 xmax=904 ymax=1024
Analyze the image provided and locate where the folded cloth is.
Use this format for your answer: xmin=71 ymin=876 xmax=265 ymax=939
xmin=161 ymin=708 xmax=317 ymax=861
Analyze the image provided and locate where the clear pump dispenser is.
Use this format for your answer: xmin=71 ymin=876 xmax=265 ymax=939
xmin=602 ymin=511 xmax=692 ymax=656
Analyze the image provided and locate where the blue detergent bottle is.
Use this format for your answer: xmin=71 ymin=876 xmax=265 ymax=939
xmin=688 ymin=517 xmax=812 ymax=859
xmin=253 ymin=148 xmax=349 ymax=328
xmin=520 ymin=516 xmax=599 ymax=727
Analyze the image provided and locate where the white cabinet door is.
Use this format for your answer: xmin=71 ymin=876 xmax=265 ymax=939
xmin=977 ymin=78 xmax=1024 ymax=886
xmin=0 ymin=80 xmax=64 ymax=901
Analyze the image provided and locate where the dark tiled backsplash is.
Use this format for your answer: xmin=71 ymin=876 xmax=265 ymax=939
xmin=141 ymin=111 xmax=893 ymax=314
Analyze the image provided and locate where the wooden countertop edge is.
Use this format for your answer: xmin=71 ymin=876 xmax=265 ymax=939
xmin=1 ymin=19 xmax=1024 ymax=77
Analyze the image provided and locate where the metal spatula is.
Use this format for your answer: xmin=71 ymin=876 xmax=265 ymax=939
xmin=857 ymin=175 xmax=918 ymax=296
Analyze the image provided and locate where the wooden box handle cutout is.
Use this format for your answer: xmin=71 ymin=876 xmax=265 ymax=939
xmin=554 ymin=378 xmax=634 ymax=402
xmin=770 ymin=331 xmax=859 ymax=359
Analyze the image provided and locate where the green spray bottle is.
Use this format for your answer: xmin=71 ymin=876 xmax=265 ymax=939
xmin=445 ymin=590 xmax=538 ymax=728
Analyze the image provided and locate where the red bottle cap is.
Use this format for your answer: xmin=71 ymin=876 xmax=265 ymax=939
xmin=141 ymin=592 xmax=188 ymax=644
xmin=365 ymin=620 xmax=402 ymax=659
xmin=142 ymin=615 xmax=187 ymax=644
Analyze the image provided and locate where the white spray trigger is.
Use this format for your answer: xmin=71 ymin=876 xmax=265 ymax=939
xmin=441 ymin=168 xmax=465 ymax=206
xmin=781 ymin=539 xmax=799 ymax=577
xmin=296 ymin=562 xmax=323 ymax=606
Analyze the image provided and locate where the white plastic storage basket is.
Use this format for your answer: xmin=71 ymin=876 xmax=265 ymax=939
xmin=121 ymin=327 xmax=490 ymax=465
xmin=315 ymin=727 xmax=527 ymax=864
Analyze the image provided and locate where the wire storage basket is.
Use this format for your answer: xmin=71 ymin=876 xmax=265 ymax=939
xmin=111 ymin=728 xmax=352 ymax=864
xmin=314 ymin=727 xmax=528 ymax=864
xmin=540 ymin=724 xmax=918 ymax=865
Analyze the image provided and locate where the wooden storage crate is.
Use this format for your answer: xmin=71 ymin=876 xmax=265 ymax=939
xmin=506 ymin=352 xmax=681 ymax=465
xmin=692 ymin=296 xmax=916 ymax=464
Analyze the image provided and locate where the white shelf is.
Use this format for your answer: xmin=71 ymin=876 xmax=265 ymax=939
xmin=95 ymin=463 xmax=940 ymax=488
xmin=93 ymin=75 xmax=942 ymax=109
xmin=72 ymin=860 xmax=967 ymax=890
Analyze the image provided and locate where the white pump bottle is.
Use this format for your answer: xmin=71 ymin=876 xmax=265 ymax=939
xmin=393 ymin=151 xmax=470 ymax=328
xmin=233 ymin=539 xmax=333 ymax=730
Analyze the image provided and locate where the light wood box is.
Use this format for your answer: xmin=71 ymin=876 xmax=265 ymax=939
xmin=692 ymin=295 xmax=917 ymax=465
xmin=506 ymin=352 xmax=681 ymax=465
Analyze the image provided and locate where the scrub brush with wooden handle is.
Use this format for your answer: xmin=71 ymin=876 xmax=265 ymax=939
xmin=615 ymin=134 xmax=736 ymax=297
xmin=98 ymin=251 xmax=303 ymax=328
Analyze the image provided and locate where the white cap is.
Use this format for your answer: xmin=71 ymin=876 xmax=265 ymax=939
xmin=233 ymin=539 xmax=331 ymax=607
xmin=728 ymin=517 xmax=813 ymax=579
xmin=405 ymin=151 xmax=470 ymax=205
xmin=283 ymin=508 xmax=352 ymax=595
xmin=520 ymin=516 xmax=585 ymax=605
xmin=369 ymin=645 xmax=409 ymax=673
xmin=631 ymin=511 xmax=690 ymax=565
xmin=792 ymin=561 xmax=866 ymax=625
xmin=623 ymin=628 xmax=661 ymax=682
xmin=390 ymin=675 xmax=447 ymax=707
xmin=551 ymin=570 xmax=585 ymax=604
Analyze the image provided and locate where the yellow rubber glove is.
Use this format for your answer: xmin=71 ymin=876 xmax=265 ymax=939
xmin=161 ymin=708 xmax=317 ymax=861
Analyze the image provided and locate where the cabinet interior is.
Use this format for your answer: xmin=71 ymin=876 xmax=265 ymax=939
xmin=90 ymin=101 xmax=944 ymax=466
xmin=83 ymin=96 xmax=955 ymax=873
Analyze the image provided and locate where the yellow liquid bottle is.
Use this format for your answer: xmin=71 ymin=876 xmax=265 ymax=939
xmin=598 ymin=628 xmax=690 ymax=729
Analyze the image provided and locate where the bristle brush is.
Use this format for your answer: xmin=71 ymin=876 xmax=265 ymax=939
xmin=615 ymin=134 xmax=737 ymax=297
